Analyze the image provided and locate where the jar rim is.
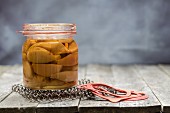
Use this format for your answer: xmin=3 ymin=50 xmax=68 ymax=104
xmin=18 ymin=23 xmax=76 ymax=35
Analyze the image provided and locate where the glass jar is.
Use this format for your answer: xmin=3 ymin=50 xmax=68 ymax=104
xmin=20 ymin=23 xmax=78 ymax=89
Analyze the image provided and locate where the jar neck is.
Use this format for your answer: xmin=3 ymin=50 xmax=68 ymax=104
xmin=26 ymin=34 xmax=74 ymax=40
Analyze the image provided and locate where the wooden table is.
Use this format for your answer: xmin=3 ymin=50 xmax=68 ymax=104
xmin=0 ymin=64 xmax=170 ymax=113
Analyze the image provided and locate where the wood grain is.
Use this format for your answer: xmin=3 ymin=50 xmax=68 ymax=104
xmin=0 ymin=64 xmax=168 ymax=113
xmin=0 ymin=65 xmax=38 ymax=113
xmin=79 ymin=64 xmax=120 ymax=113
xmin=78 ymin=65 xmax=86 ymax=80
xmin=135 ymin=65 xmax=170 ymax=113
xmin=0 ymin=92 xmax=38 ymax=113
xmin=0 ymin=65 xmax=12 ymax=74
xmin=79 ymin=65 xmax=161 ymax=113
xmin=0 ymin=65 xmax=22 ymax=102
xmin=111 ymin=65 xmax=161 ymax=113
xmin=158 ymin=65 xmax=170 ymax=113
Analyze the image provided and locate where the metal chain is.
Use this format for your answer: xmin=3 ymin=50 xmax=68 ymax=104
xmin=12 ymin=79 xmax=95 ymax=103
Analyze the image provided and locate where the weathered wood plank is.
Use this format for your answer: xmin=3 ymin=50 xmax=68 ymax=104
xmin=0 ymin=65 xmax=38 ymax=113
xmin=37 ymin=99 xmax=79 ymax=113
xmin=86 ymin=64 xmax=111 ymax=75
xmin=158 ymin=65 xmax=170 ymax=113
xmin=111 ymin=65 xmax=161 ymax=113
xmin=135 ymin=65 xmax=170 ymax=113
xmin=0 ymin=64 xmax=167 ymax=113
xmin=78 ymin=65 xmax=86 ymax=80
xmin=0 ymin=92 xmax=38 ymax=113
xmin=159 ymin=64 xmax=170 ymax=77
xmin=0 ymin=65 xmax=12 ymax=102
xmin=79 ymin=64 xmax=120 ymax=113
xmin=0 ymin=65 xmax=22 ymax=102
xmin=37 ymin=66 xmax=86 ymax=113
xmin=4 ymin=65 xmax=23 ymax=75
xmin=0 ymin=65 xmax=12 ymax=74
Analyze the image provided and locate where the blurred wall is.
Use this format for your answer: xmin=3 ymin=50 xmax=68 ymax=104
xmin=0 ymin=0 xmax=170 ymax=65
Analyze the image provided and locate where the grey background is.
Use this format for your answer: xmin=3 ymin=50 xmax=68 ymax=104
xmin=0 ymin=0 xmax=170 ymax=65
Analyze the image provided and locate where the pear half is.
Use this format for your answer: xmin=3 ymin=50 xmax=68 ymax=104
xmin=22 ymin=39 xmax=36 ymax=53
xmin=69 ymin=41 xmax=78 ymax=53
xmin=58 ymin=52 xmax=78 ymax=66
xmin=32 ymin=64 xmax=62 ymax=77
xmin=27 ymin=47 xmax=55 ymax=63
xmin=23 ymin=60 xmax=34 ymax=79
xmin=51 ymin=71 xmax=78 ymax=82
xmin=31 ymin=42 xmax=69 ymax=55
